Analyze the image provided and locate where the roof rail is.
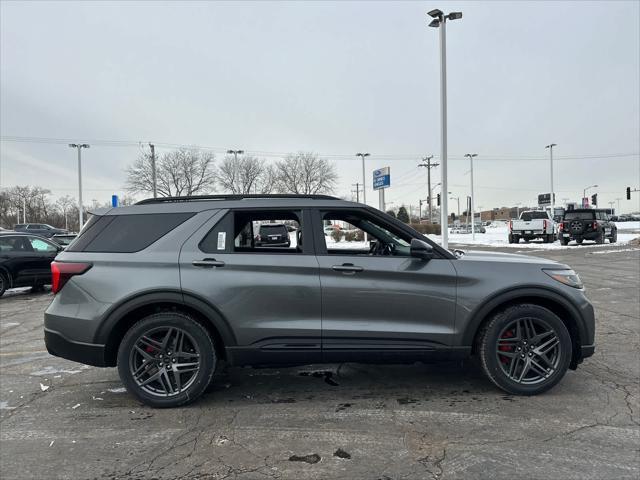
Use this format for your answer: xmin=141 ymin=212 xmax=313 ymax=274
xmin=135 ymin=194 xmax=340 ymax=205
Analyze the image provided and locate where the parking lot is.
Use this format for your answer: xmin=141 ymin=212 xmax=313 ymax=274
xmin=1 ymin=245 xmax=638 ymax=480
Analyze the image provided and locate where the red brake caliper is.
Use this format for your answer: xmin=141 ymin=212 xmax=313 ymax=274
xmin=498 ymin=330 xmax=514 ymax=364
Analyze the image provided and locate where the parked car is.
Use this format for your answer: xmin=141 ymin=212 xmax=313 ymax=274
xmin=558 ymin=209 xmax=617 ymax=245
xmin=255 ymin=223 xmax=291 ymax=247
xmin=14 ymin=223 xmax=68 ymax=238
xmin=509 ymin=210 xmax=556 ymax=243
xmin=0 ymin=233 xmax=62 ymax=296
xmin=44 ymin=194 xmax=595 ymax=407
xmin=51 ymin=233 xmax=78 ymax=249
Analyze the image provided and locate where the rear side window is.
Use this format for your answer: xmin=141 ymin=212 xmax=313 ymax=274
xmin=67 ymin=213 xmax=194 ymax=253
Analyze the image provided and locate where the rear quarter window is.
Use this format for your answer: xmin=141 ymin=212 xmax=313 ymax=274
xmin=67 ymin=212 xmax=194 ymax=253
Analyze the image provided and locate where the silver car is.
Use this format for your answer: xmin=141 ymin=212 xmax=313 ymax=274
xmin=44 ymin=195 xmax=595 ymax=407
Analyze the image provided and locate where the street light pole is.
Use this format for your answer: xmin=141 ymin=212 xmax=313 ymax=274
xmin=545 ymin=143 xmax=557 ymax=216
xmin=583 ymin=184 xmax=598 ymax=205
xmin=465 ymin=153 xmax=478 ymax=240
xmin=616 ymin=197 xmax=622 ymax=213
xmin=356 ymin=153 xmax=370 ymax=205
xmin=68 ymin=143 xmax=90 ymax=229
xmin=428 ymin=9 xmax=462 ymax=249
xmin=449 ymin=196 xmax=460 ymax=217
xmin=149 ymin=143 xmax=157 ymax=198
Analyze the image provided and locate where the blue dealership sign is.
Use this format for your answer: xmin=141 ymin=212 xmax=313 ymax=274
xmin=373 ymin=167 xmax=390 ymax=190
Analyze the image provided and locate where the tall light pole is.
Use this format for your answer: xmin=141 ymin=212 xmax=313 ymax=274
xmin=68 ymin=143 xmax=90 ymax=229
xmin=450 ymin=196 xmax=460 ymax=217
xmin=428 ymin=9 xmax=462 ymax=249
xmin=583 ymin=184 xmax=598 ymax=206
xmin=149 ymin=143 xmax=157 ymax=198
xmin=465 ymin=153 xmax=478 ymax=240
xmin=615 ymin=197 xmax=622 ymax=213
xmin=356 ymin=153 xmax=370 ymax=205
xmin=545 ymin=143 xmax=557 ymax=215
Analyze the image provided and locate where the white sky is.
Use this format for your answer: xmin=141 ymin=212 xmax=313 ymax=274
xmin=1 ymin=1 xmax=639 ymax=213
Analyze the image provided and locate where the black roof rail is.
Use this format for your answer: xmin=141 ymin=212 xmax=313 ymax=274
xmin=135 ymin=194 xmax=340 ymax=205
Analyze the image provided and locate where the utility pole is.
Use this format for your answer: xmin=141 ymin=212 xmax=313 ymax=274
xmin=418 ymin=155 xmax=439 ymax=223
xmin=68 ymin=143 xmax=90 ymax=229
xmin=149 ymin=143 xmax=157 ymax=198
xmin=23 ymin=197 xmax=26 ymax=223
xmin=356 ymin=153 xmax=370 ymax=205
xmin=351 ymin=183 xmax=362 ymax=203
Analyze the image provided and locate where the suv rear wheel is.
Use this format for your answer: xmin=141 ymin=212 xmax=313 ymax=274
xmin=478 ymin=304 xmax=572 ymax=395
xmin=117 ymin=311 xmax=216 ymax=408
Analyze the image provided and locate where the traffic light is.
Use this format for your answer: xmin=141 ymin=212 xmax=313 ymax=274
xmin=437 ymin=193 xmax=441 ymax=206
xmin=628 ymin=187 xmax=632 ymax=200
xmin=591 ymin=193 xmax=597 ymax=206
xmin=451 ymin=212 xmax=456 ymax=221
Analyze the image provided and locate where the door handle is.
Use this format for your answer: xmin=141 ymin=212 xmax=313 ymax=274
xmin=192 ymin=258 xmax=225 ymax=268
xmin=332 ymin=263 xmax=363 ymax=273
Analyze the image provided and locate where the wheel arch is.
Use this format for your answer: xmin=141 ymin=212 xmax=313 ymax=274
xmin=464 ymin=287 xmax=587 ymax=368
xmin=97 ymin=290 xmax=237 ymax=367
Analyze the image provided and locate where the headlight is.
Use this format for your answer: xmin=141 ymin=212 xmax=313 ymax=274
xmin=543 ymin=269 xmax=583 ymax=289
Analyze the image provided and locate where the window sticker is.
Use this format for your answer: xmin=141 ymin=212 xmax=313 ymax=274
xmin=217 ymin=231 xmax=226 ymax=250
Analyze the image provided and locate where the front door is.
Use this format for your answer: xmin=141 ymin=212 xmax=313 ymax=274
xmin=179 ymin=208 xmax=321 ymax=366
xmin=313 ymin=208 xmax=458 ymax=363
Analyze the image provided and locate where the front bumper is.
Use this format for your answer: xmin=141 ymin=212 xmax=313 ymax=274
xmin=44 ymin=328 xmax=107 ymax=367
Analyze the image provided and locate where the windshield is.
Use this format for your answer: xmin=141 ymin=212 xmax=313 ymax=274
xmin=521 ymin=212 xmax=548 ymax=220
xmin=564 ymin=211 xmax=595 ymax=220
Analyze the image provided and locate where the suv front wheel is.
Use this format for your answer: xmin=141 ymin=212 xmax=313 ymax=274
xmin=117 ymin=311 xmax=216 ymax=408
xmin=478 ymin=304 xmax=572 ymax=395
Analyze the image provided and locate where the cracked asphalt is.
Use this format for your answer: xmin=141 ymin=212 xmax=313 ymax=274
xmin=1 ymin=246 xmax=638 ymax=479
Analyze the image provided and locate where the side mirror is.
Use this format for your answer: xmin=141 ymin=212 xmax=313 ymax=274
xmin=410 ymin=238 xmax=434 ymax=260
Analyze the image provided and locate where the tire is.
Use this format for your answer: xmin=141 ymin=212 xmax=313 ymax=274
xmin=478 ymin=304 xmax=572 ymax=395
xmin=596 ymin=230 xmax=605 ymax=244
xmin=117 ymin=311 xmax=217 ymax=408
xmin=576 ymin=238 xmax=583 ymax=245
xmin=508 ymin=234 xmax=514 ymax=244
xmin=609 ymin=230 xmax=617 ymax=244
xmin=0 ymin=272 xmax=7 ymax=297
xmin=560 ymin=237 xmax=569 ymax=246
xmin=512 ymin=235 xmax=520 ymax=244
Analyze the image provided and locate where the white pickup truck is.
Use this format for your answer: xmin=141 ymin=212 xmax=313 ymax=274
xmin=508 ymin=210 xmax=556 ymax=243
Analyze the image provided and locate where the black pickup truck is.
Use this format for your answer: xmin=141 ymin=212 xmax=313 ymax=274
xmin=558 ymin=209 xmax=617 ymax=245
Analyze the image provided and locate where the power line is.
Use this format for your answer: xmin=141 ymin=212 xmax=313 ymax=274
xmin=1 ymin=136 xmax=638 ymax=162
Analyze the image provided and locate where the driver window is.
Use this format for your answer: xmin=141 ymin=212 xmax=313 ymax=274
xmin=321 ymin=210 xmax=411 ymax=256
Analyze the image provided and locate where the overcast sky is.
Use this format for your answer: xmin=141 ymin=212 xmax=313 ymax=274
xmin=1 ymin=1 xmax=639 ymax=213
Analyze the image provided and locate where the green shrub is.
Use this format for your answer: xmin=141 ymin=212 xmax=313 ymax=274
xmin=409 ymin=223 xmax=441 ymax=235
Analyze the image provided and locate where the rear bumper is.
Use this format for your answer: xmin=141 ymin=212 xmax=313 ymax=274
xmin=44 ymin=328 xmax=107 ymax=367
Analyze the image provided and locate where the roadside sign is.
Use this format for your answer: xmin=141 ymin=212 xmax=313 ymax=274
xmin=537 ymin=193 xmax=555 ymax=206
xmin=111 ymin=195 xmax=119 ymax=207
xmin=373 ymin=167 xmax=390 ymax=190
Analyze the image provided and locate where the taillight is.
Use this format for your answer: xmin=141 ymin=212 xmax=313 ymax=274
xmin=509 ymin=220 xmax=513 ymax=231
xmin=559 ymin=222 xmax=564 ymax=231
xmin=543 ymin=219 xmax=548 ymax=230
xmin=51 ymin=261 xmax=92 ymax=294
xmin=592 ymin=221 xmax=598 ymax=230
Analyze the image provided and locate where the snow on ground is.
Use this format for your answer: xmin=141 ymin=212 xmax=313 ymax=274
xmin=426 ymin=225 xmax=639 ymax=250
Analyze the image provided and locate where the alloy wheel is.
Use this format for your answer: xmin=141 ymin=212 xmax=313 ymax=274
xmin=129 ymin=326 xmax=201 ymax=397
xmin=495 ymin=317 xmax=561 ymax=385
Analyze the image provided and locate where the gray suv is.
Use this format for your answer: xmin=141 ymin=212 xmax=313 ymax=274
xmin=44 ymin=195 xmax=595 ymax=408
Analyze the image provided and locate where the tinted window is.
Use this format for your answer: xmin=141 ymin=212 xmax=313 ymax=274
xmin=0 ymin=236 xmax=32 ymax=252
xmin=564 ymin=211 xmax=595 ymax=221
xmin=259 ymin=225 xmax=287 ymax=235
xmin=67 ymin=213 xmax=194 ymax=253
xmin=27 ymin=224 xmax=41 ymax=230
xmin=521 ymin=212 xmax=548 ymax=221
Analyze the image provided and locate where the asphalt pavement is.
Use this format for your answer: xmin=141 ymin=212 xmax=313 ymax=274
xmin=0 ymin=245 xmax=638 ymax=479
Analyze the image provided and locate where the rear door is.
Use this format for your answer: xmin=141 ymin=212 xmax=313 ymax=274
xmin=0 ymin=236 xmax=39 ymax=286
xmin=312 ymin=208 xmax=458 ymax=362
xmin=179 ymin=208 xmax=321 ymax=365
xmin=26 ymin=236 xmax=59 ymax=284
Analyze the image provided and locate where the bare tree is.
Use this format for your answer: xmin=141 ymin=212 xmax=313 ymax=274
xmin=125 ymin=148 xmax=216 ymax=197
xmin=217 ymin=155 xmax=275 ymax=194
xmin=55 ymin=195 xmax=76 ymax=231
xmin=273 ymin=152 xmax=338 ymax=195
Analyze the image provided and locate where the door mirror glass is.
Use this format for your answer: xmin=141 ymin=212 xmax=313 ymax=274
xmin=410 ymin=238 xmax=434 ymax=260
